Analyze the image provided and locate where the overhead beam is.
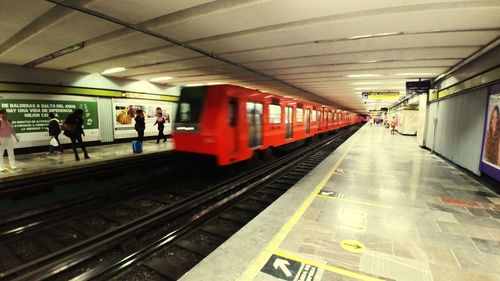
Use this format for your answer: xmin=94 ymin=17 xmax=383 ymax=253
xmin=46 ymin=0 xmax=341 ymax=107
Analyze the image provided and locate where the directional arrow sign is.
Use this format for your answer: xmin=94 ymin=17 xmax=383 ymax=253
xmin=273 ymin=258 xmax=292 ymax=277
xmin=261 ymin=254 xmax=301 ymax=280
xmin=340 ymin=240 xmax=366 ymax=253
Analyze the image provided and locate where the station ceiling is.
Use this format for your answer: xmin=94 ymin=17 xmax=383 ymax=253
xmin=1 ymin=0 xmax=499 ymax=113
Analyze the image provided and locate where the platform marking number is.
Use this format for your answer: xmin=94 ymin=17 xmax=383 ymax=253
xmin=340 ymin=240 xmax=365 ymax=254
xmin=261 ymin=254 xmax=318 ymax=281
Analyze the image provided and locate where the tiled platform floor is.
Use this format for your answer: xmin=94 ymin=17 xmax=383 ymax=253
xmin=182 ymin=124 xmax=500 ymax=281
xmin=0 ymin=139 xmax=172 ymax=182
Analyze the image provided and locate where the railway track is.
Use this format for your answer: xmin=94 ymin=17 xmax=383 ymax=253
xmin=0 ymin=159 xmax=246 ymax=274
xmin=0 ymin=125 xmax=360 ymax=281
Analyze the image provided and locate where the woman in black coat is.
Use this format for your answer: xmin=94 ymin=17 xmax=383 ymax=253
xmin=134 ymin=109 xmax=146 ymax=143
xmin=64 ymin=109 xmax=89 ymax=161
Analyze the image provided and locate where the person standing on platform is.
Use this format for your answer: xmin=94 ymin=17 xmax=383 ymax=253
xmin=390 ymin=116 xmax=397 ymax=135
xmin=0 ymin=109 xmax=20 ymax=171
xmin=48 ymin=112 xmax=63 ymax=154
xmin=154 ymin=112 xmax=167 ymax=143
xmin=134 ymin=109 xmax=146 ymax=143
xmin=63 ymin=109 xmax=89 ymax=161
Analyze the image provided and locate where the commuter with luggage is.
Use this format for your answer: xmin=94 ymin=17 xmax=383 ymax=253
xmin=48 ymin=112 xmax=63 ymax=153
xmin=134 ymin=109 xmax=145 ymax=143
xmin=63 ymin=109 xmax=89 ymax=161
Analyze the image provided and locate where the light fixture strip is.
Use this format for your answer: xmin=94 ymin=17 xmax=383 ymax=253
xmin=24 ymin=42 xmax=85 ymax=67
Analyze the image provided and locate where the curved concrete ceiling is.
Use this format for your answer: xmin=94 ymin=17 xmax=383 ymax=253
xmin=1 ymin=0 xmax=499 ymax=112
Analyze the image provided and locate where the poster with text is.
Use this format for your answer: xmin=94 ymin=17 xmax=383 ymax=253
xmin=0 ymin=93 xmax=99 ymax=147
xmin=480 ymin=83 xmax=500 ymax=181
xmin=112 ymin=98 xmax=173 ymax=139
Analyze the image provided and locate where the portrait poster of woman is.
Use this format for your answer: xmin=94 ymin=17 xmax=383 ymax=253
xmin=481 ymin=85 xmax=500 ymax=180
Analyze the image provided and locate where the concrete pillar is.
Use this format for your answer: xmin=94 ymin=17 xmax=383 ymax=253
xmin=416 ymin=93 xmax=429 ymax=146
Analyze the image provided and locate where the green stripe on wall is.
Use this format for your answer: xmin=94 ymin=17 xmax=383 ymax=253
xmin=0 ymin=82 xmax=179 ymax=101
xmin=432 ymin=67 xmax=500 ymax=102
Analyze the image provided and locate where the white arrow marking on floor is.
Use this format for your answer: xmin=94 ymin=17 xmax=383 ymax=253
xmin=273 ymin=258 xmax=292 ymax=277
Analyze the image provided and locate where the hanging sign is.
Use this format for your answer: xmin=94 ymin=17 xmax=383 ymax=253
xmin=361 ymin=92 xmax=399 ymax=99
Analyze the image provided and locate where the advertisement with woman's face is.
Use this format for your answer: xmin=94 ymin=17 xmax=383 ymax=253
xmin=481 ymin=84 xmax=500 ymax=181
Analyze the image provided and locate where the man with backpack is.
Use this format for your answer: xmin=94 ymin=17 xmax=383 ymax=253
xmin=48 ymin=112 xmax=63 ymax=153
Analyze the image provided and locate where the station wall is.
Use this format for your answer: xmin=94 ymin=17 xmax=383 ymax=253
xmin=0 ymin=63 xmax=180 ymax=149
xmin=426 ymin=87 xmax=488 ymax=175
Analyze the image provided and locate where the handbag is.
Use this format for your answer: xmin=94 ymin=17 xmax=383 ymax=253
xmin=50 ymin=137 xmax=59 ymax=147
xmin=62 ymin=122 xmax=76 ymax=132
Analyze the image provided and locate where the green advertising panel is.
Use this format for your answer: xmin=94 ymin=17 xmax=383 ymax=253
xmin=0 ymin=99 xmax=98 ymax=133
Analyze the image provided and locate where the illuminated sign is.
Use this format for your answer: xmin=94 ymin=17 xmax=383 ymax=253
xmin=361 ymin=92 xmax=399 ymax=99
xmin=406 ymin=80 xmax=431 ymax=94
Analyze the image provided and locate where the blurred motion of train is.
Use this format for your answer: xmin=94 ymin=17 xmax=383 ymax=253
xmin=173 ymin=85 xmax=362 ymax=166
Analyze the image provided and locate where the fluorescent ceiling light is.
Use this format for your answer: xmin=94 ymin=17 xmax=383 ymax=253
xmin=185 ymin=84 xmax=204 ymax=87
xmin=358 ymin=60 xmax=378 ymax=63
xmin=354 ymin=87 xmax=378 ymax=90
xmin=101 ymin=67 xmax=127 ymax=74
xmin=352 ymin=82 xmax=383 ymax=85
xmin=396 ymin=72 xmax=435 ymax=76
xmin=348 ymin=34 xmax=373 ymax=40
xmin=347 ymin=74 xmax=382 ymax=78
xmin=206 ymin=82 xmax=224 ymax=85
xmin=348 ymin=32 xmax=401 ymax=40
xmin=25 ymin=42 xmax=85 ymax=67
xmin=150 ymin=76 xmax=173 ymax=82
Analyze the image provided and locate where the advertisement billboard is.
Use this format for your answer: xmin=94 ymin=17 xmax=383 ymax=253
xmin=112 ymin=98 xmax=173 ymax=139
xmin=480 ymin=83 xmax=500 ymax=181
xmin=0 ymin=93 xmax=99 ymax=147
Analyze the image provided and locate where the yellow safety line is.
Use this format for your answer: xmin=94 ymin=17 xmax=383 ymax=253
xmin=237 ymin=133 xmax=361 ymax=281
xmin=317 ymin=194 xmax=393 ymax=209
xmin=274 ymin=249 xmax=386 ymax=281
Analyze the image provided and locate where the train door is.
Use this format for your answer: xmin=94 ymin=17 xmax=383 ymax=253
xmin=318 ymin=110 xmax=321 ymax=129
xmin=285 ymin=106 xmax=293 ymax=138
xmin=305 ymin=109 xmax=310 ymax=134
xmin=228 ymin=99 xmax=238 ymax=153
xmin=326 ymin=111 xmax=330 ymax=129
xmin=246 ymin=101 xmax=263 ymax=148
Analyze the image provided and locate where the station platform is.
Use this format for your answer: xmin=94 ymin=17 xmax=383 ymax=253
xmin=181 ymin=125 xmax=500 ymax=281
xmin=0 ymin=139 xmax=173 ymax=183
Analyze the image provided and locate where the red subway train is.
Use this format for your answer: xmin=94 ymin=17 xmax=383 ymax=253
xmin=173 ymin=85 xmax=362 ymax=166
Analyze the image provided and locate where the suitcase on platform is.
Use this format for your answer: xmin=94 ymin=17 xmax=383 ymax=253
xmin=132 ymin=140 xmax=142 ymax=153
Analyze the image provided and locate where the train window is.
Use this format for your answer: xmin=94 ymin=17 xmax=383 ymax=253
xmin=247 ymin=102 xmax=263 ymax=148
xmin=296 ymin=108 xmax=303 ymax=122
xmin=311 ymin=110 xmax=317 ymax=122
xmin=269 ymin=104 xmax=281 ymax=124
xmin=176 ymin=87 xmax=205 ymax=124
xmin=228 ymin=99 xmax=237 ymax=127
xmin=285 ymin=106 xmax=293 ymax=138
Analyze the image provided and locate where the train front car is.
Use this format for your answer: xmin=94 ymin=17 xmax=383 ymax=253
xmin=173 ymin=85 xmax=251 ymax=166
xmin=173 ymin=86 xmax=216 ymax=163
